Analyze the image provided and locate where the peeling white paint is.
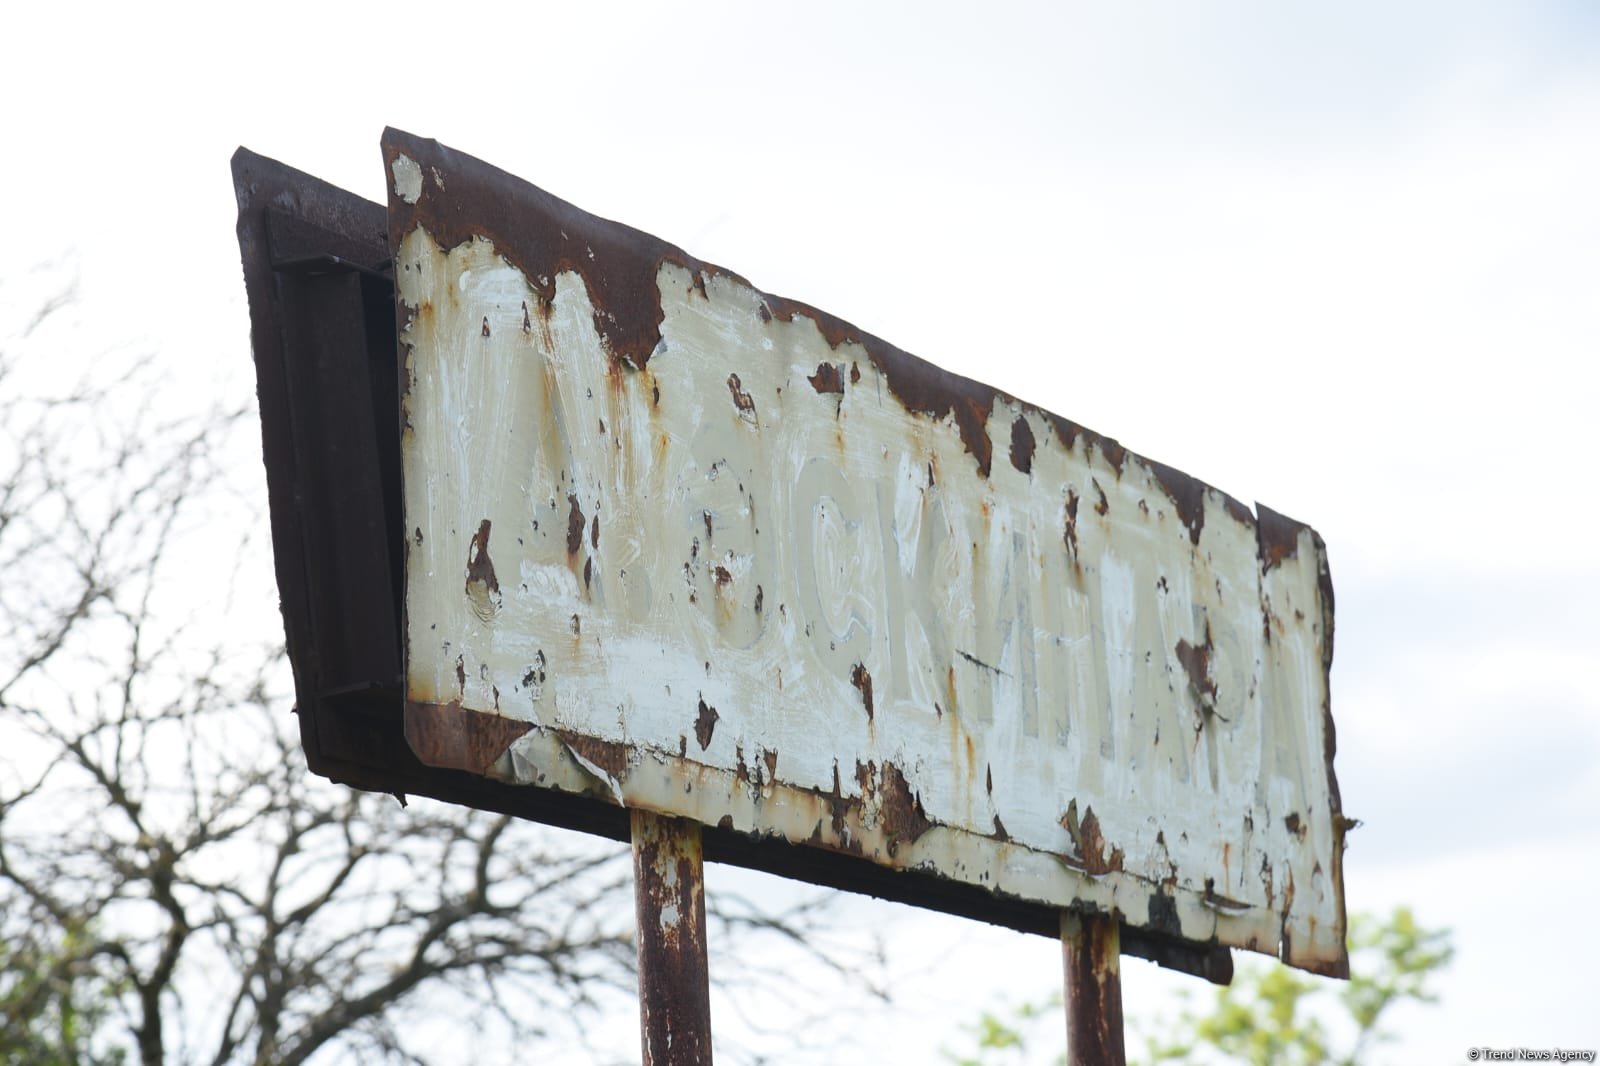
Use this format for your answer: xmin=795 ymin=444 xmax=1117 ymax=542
xmin=390 ymin=153 xmax=423 ymax=205
xmin=397 ymin=227 xmax=1344 ymax=972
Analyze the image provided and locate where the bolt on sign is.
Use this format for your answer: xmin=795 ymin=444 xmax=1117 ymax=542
xmin=234 ymin=130 xmax=1347 ymax=1006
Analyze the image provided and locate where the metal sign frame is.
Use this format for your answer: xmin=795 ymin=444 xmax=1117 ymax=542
xmin=236 ymin=145 xmax=1188 ymax=952
xmin=234 ymin=131 xmax=1348 ymax=1064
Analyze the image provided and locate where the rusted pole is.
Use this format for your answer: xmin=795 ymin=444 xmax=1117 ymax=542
xmin=632 ymin=808 xmax=714 ymax=1065
xmin=1063 ymin=911 xmax=1126 ymax=1066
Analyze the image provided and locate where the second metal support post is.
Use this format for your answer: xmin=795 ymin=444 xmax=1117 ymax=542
xmin=1063 ymin=911 xmax=1127 ymax=1066
xmin=632 ymin=808 xmax=714 ymax=1066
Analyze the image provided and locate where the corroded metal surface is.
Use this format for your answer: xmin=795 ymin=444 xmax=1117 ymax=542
xmin=633 ymin=811 xmax=714 ymax=1066
xmin=386 ymin=128 xmax=1347 ymax=975
xmin=1064 ymin=912 xmax=1126 ymax=1066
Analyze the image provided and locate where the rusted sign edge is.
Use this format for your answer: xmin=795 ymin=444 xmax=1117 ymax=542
xmin=403 ymin=696 xmax=1336 ymax=977
xmin=1258 ymin=504 xmax=1347 ymax=978
xmin=383 ymin=128 xmax=1347 ymax=977
xmin=383 ymin=128 xmax=1231 ymax=492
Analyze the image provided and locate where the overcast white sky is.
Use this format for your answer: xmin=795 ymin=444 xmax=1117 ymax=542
xmin=5 ymin=2 xmax=1598 ymax=1062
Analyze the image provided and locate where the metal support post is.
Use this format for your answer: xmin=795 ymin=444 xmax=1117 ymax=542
xmin=1063 ymin=911 xmax=1126 ymax=1066
xmin=632 ymin=808 xmax=714 ymax=1066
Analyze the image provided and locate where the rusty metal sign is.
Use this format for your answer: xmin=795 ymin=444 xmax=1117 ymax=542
xmin=383 ymin=128 xmax=1346 ymax=977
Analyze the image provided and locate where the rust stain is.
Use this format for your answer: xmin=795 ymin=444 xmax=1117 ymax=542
xmin=1255 ymin=504 xmax=1304 ymax=572
xmin=1062 ymin=800 xmax=1125 ymax=875
xmin=464 ymin=518 xmax=499 ymax=595
xmin=631 ymin=811 xmax=713 ymax=1065
xmin=756 ymin=292 xmax=1001 ymax=476
xmin=854 ymin=760 xmax=875 ymax=796
xmin=694 ymin=697 xmax=719 ymax=751
xmin=1047 ymin=413 xmax=1130 ymax=477
xmin=1063 ymin=487 xmax=1081 ymax=560
xmin=1223 ymin=494 xmax=1255 ymax=527
xmin=534 ymin=298 xmax=555 ymax=353
xmin=875 ymin=761 xmax=932 ymax=855
xmin=807 ymin=362 xmax=844 ymax=394
xmin=404 ymin=700 xmax=533 ymax=776
xmin=1009 ymin=415 xmax=1036 ymax=475
xmin=1093 ymin=435 xmax=1128 ymax=474
xmin=1079 ymin=807 xmax=1125 ymax=875
xmin=1175 ymin=626 xmax=1219 ymax=707
xmin=388 ymin=128 xmax=742 ymax=371
xmin=871 ymin=353 xmax=997 ymax=478
xmin=850 ymin=662 xmax=875 ymax=721
xmin=557 ymin=729 xmax=630 ymax=782
xmin=1149 ymin=460 xmax=1208 ymax=546
xmin=1063 ymin=912 xmax=1126 ymax=1066
xmin=566 ymin=493 xmax=585 ymax=555
xmin=1047 ymin=413 xmax=1083 ymax=453
xmin=726 ymin=372 xmax=757 ymax=422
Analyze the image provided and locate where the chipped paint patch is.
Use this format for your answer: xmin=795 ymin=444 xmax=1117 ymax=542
xmin=390 ymin=152 xmax=423 ymax=204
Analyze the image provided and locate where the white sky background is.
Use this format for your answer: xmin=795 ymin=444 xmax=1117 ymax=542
xmin=4 ymin=1 xmax=1599 ymax=1062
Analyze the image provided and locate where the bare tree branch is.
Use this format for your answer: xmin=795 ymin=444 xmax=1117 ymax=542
xmin=0 ymin=279 xmax=888 ymax=1066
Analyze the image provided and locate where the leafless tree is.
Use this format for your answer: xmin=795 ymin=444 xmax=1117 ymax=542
xmin=0 ymin=274 xmax=883 ymax=1066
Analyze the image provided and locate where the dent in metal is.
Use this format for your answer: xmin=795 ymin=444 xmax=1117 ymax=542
xmin=385 ymin=128 xmax=1347 ymax=976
